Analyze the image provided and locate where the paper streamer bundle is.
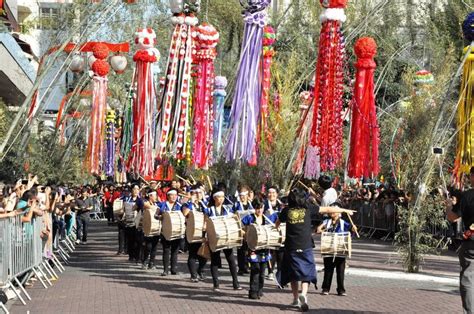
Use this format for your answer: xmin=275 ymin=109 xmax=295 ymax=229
xmin=121 ymin=89 xmax=134 ymax=162
xmin=308 ymin=0 xmax=347 ymax=173
xmin=127 ymin=28 xmax=160 ymax=176
xmin=289 ymin=90 xmax=317 ymax=177
xmin=347 ymin=37 xmax=380 ymax=178
xmin=213 ymin=76 xmax=227 ymax=155
xmin=104 ymin=109 xmax=116 ymax=177
xmin=225 ymin=0 xmax=271 ymax=163
xmin=259 ymin=25 xmax=276 ymax=147
xmin=156 ymin=1 xmax=200 ymax=160
xmin=192 ymin=23 xmax=219 ymax=169
xmin=86 ymin=43 xmax=109 ymax=174
xmin=455 ymin=12 xmax=474 ymax=179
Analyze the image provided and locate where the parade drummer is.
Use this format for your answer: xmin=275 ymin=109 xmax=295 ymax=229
xmin=317 ymin=208 xmax=357 ymax=296
xmin=141 ymin=188 xmax=161 ymax=270
xmin=241 ymin=198 xmax=271 ymax=299
xmin=275 ymin=188 xmax=318 ymax=312
xmin=264 ymin=186 xmax=284 ymax=279
xmin=122 ymin=184 xmax=144 ymax=262
xmin=204 ymin=188 xmax=241 ymax=292
xmin=233 ymin=185 xmax=254 ymax=275
xmin=156 ymin=188 xmax=182 ymax=276
xmin=182 ymin=185 xmax=208 ymax=282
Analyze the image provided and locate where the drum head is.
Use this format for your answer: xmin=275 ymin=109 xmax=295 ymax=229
xmin=143 ymin=208 xmax=154 ymax=237
xmin=206 ymin=217 xmax=218 ymax=252
xmin=246 ymin=224 xmax=259 ymax=251
xmin=186 ymin=211 xmax=196 ymax=243
xmin=161 ymin=211 xmax=172 ymax=240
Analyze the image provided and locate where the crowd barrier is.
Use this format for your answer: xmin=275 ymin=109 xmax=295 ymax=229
xmin=346 ymin=200 xmax=453 ymax=247
xmin=0 ymin=213 xmax=77 ymax=313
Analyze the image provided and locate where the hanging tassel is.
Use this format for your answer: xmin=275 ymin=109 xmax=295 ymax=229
xmin=259 ymin=25 xmax=276 ymax=148
xmin=86 ymin=43 xmax=110 ymax=175
xmin=308 ymin=0 xmax=347 ymax=172
xmin=347 ymin=37 xmax=379 ymax=178
xmin=192 ymin=23 xmax=219 ymax=169
xmin=127 ymin=28 xmax=160 ymax=176
xmin=105 ymin=109 xmax=116 ymax=177
xmin=213 ymin=76 xmax=227 ymax=156
xmin=156 ymin=3 xmax=199 ymax=160
xmin=225 ymin=0 xmax=271 ymax=163
xmin=455 ymin=12 xmax=474 ymax=181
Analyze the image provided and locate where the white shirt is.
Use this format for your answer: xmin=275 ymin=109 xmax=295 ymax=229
xmin=321 ymin=188 xmax=338 ymax=206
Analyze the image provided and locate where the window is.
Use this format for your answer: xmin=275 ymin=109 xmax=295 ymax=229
xmin=39 ymin=6 xmax=59 ymax=30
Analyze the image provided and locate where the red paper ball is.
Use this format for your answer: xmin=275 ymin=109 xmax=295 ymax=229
xmin=92 ymin=59 xmax=110 ymax=76
xmin=354 ymin=37 xmax=377 ymax=59
xmin=92 ymin=43 xmax=110 ymax=60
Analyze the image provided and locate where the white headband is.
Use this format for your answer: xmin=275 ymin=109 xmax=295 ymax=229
xmin=167 ymin=190 xmax=178 ymax=195
xmin=268 ymin=188 xmax=277 ymax=193
xmin=147 ymin=191 xmax=157 ymax=197
xmin=239 ymin=191 xmax=249 ymax=196
xmin=213 ymin=191 xmax=225 ymax=198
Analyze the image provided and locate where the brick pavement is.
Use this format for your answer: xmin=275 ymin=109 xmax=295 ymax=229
xmin=9 ymin=221 xmax=462 ymax=313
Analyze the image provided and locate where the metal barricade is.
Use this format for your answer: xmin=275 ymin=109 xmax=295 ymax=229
xmin=0 ymin=212 xmax=69 ymax=309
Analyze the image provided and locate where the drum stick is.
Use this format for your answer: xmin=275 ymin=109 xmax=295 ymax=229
xmin=345 ymin=213 xmax=360 ymax=238
xmin=297 ymin=180 xmax=310 ymax=190
xmin=189 ymin=175 xmax=197 ymax=185
xmin=176 ymin=174 xmax=192 ymax=186
xmin=206 ymin=175 xmax=213 ymax=191
xmin=139 ymin=175 xmax=150 ymax=185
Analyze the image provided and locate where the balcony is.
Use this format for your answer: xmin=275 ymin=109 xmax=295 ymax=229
xmin=0 ymin=31 xmax=37 ymax=106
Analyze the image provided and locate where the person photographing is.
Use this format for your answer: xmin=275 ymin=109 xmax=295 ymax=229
xmin=446 ymin=166 xmax=474 ymax=314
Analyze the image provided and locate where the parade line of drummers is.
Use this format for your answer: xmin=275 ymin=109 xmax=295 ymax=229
xmin=110 ymin=176 xmax=357 ymax=311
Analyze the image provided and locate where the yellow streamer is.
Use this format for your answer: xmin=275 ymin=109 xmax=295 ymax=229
xmin=456 ymin=47 xmax=474 ymax=174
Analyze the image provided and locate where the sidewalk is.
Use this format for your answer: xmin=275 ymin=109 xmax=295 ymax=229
xmin=9 ymin=221 xmax=461 ymax=313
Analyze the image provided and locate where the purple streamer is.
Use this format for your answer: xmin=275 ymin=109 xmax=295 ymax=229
xmin=105 ymin=120 xmax=115 ymax=177
xmin=225 ymin=0 xmax=271 ymax=162
xmin=213 ymin=76 xmax=227 ymax=155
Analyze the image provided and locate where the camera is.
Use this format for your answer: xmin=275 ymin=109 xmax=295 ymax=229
xmin=432 ymin=147 xmax=444 ymax=155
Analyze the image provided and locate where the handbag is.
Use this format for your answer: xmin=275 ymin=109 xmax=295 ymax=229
xmin=198 ymin=242 xmax=211 ymax=260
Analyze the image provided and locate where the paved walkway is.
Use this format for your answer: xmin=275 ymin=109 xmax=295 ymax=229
xmin=9 ymin=221 xmax=462 ymax=313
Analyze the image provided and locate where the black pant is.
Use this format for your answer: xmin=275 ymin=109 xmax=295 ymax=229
xmin=162 ymin=237 xmax=180 ymax=273
xmin=124 ymin=226 xmax=136 ymax=259
xmin=322 ymin=257 xmax=346 ymax=293
xmin=249 ymin=262 xmax=266 ymax=294
xmin=237 ymin=242 xmax=249 ymax=272
xmin=106 ymin=206 xmax=114 ymax=222
xmin=143 ymin=235 xmax=160 ymax=266
xmin=135 ymin=230 xmax=145 ymax=262
xmin=76 ymin=215 xmax=90 ymax=242
xmin=117 ymin=222 xmax=127 ymax=253
xmin=268 ymin=249 xmax=284 ymax=274
xmin=210 ymin=248 xmax=239 ymax=288
xmin=187 ymin=242 xmax=207 ymax=279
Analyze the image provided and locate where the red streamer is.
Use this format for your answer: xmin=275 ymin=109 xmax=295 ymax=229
xmin=347 ymin=37 xmax=380 ymax=178
xmin=191 ymin=23 xmax=219 ymax=169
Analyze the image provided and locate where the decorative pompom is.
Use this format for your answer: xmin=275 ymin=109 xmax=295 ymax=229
xmin=91 ymin=59 xmax=110 ymax=76
xmin=463 ymin=12 xmax=474 ymax=42
xmin=320 ymin=0 xmax=348 ymax=8
xmin=354 ymin=37 xmax=377 ymax=68
xmin=299 ymin=91 xmax=312 ymax=107
xmin=92 ymin=43 xmax=110 ymax=60
xmin=354 ymin=37 xmax=377 ymax=59
xmin=133 ymin=50 xmax=158 ymax=63
xmin=215 ymin=76 xmax=228 ymax=89
xmin=263 ymin=25 xmax=276 ymax=47
xmin=414 ymin=69 xmax=435 ymax=85
xmin=135 ymin=28 xmax=157 ymax=51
